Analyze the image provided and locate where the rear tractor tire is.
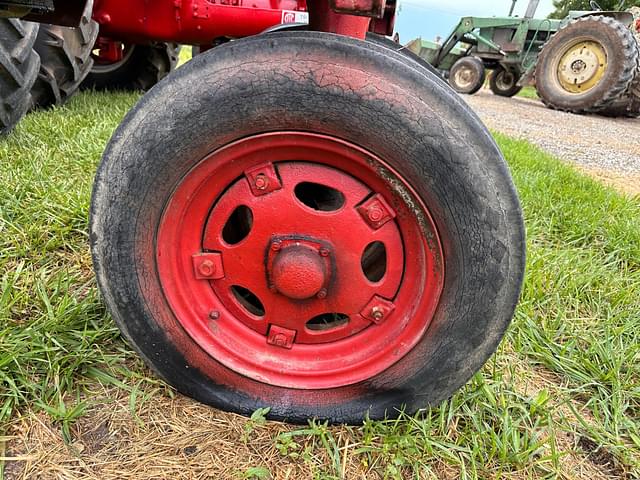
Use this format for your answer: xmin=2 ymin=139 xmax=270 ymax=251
xmin=535 ymin=15 xmax=639 ymax=113
xmin=81 ymin=42 xmax=180 ymax=91
xmin=0 ymin=18 xmax=39 ymax=135
xmin=489 ymin=67 xmax=523 ymax=97
xmin=91 ymin=32 xmax=525 ymax=423
xmin=30 ymin=0 xmax=99 ymax=109
xmin=448 ymin=56 xmax=486 ymax=94
xmin=598 ymin=38 xmax=640 ymax=118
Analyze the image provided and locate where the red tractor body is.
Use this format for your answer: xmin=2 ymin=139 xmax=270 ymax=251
xmin=91 ymin=0 xmax=309 ymax=44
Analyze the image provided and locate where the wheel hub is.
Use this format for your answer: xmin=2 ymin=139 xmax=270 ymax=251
xmin=454 ymin=67 xmax=475 ymax=89
xmin=557 ymin=40 xmax=606 ymax=93
xmin=268 ymin=239 xmax=329 ymax=300
xmin=496 ymin=70 xmax=515 ymax=90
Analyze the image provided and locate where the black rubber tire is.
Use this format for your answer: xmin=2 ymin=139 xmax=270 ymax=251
xmin=31 ymin=0 xmax=98 ymax=109
xmin=366 ymin=33 xmax=448 ymax=85
xmin=489 ymin=67 xmax=523 ymax=98
xmin=448 ymin=56 xmax=486 ymax=94
xmin=0 ymin=18 xmax=39 ymax=135
xmin=535 ymin=15 xmax=639 ymax=113
xmin=91 ymin=32 xmax=525 ymax=424
xmin=81 ymin=42 xmax=180 ymax=91
xmin=596 ymin=95 xmax=640 ymax=117
xmin=597 ymin=40 xmax=640 ymax=118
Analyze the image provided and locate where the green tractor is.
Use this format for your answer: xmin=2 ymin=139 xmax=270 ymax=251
xmin=407 ymin=0 xmax=640 ymax=116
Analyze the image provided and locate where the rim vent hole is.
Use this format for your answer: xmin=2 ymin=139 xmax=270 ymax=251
xmin=294 ymin=182 xmax=345 ymax=211
xmin=222 ymin=205 xmax=253 ymax=245
xmin=361 ymin=241 xmax=387 ymax=282
xmin=306 ymin=313 xmax=349 ymax=331
xmin=231 ymin=285 xmax=265 ymax=316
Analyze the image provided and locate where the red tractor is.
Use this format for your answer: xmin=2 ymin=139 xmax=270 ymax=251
xmin=0 ymin=0 xmax=526 ymax=423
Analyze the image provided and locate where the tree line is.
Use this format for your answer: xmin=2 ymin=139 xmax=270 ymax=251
xmin=550 ymin=0 xmax=640 ymax=18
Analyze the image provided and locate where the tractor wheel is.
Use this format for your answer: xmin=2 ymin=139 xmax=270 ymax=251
xmin=81 ymin=42 xmax=179 ymax=91
xmin=448 ymin=56 xmax=486 ymax=94
xmin=596 ymin=95 xmax=640 ymax=117
xmin=598 ymin=44 xmax=640 ymax=118
xmin=489 ymin=67 xmax=523 ymax=97
xmin=91 ymin=32 xmax=525 ymax=423
xmin=0 ymin=18 xmax=39 ymax=135
xmin=30 ymin=0 xmax=98 ymax=109
xmin=535 ymin=15 xmax=639 ymax=113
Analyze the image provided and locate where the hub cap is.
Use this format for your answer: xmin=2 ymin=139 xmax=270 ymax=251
xmin=453 ymin=66 xmax=478 ymax=89
xmin=557 ymin=40 xmax=607 ymax=93
xmin=156 ymin=132 xmax=444 ymax=389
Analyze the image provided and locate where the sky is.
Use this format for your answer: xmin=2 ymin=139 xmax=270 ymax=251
xmin=395 ymin=0 xmax=556 ymax=43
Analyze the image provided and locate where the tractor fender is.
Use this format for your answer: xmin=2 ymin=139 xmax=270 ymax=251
xmin=22 ymin=0 xmax=88 ymax=27
xmin=564 ymin=11 xmax=634 ymax=28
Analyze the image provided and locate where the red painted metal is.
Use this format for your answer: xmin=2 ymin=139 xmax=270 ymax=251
xmin=156 ymin=132 xmax=444 ymax=389
xmin=91 ymin=0 xmax=380 ymax=44
xmin=192 ymin=252 xmax=224 ymax=280
xmin=369 ymin=0 xmax=396 ymax=35
xmin=245 ymin=163 xmax=283 ymax=197
xmin=92 ymin=37 xmax=125 ymax=64
xmin=330 ymin=0 xmax=385 ymax=18
xmin=92 ymin=0 xmax=309 ymax=44
xmin=308 ymin=0 xmax=370 ymax=38
xmin=267 ymin=239 xmax=330 ymax=300
xmin=357 ymin=193 xmax=396 ymax=230
xmin=360 ymin=295 xmax=395 ymax=325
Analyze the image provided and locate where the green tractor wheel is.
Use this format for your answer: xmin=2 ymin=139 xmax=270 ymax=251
xmin=536 ymin=15 xmax=639 ymax=113
xmin=448 ymin=56 xmax=486 ymax=95
xmin=489 ymin=67 xmax=523 ymax=98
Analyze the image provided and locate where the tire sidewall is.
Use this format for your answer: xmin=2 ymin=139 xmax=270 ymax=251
xmin=91 ymin=32 xmax=525 ymax=423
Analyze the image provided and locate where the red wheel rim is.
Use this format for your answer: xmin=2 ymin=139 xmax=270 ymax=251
xmin=157 ymin=132 xmax=444 ymax=389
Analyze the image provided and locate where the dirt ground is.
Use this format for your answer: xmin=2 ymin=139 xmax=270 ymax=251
xmin=465 ymin=90 xmax=640 ymax=197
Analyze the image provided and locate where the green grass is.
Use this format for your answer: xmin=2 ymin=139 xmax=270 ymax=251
xmin=517 ymin=85 xmax=539 ymax=100
xmin=1 ymin=92 xmax=639 ymax=478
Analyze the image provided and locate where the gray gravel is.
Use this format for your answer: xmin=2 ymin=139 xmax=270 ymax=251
xmin=463 ymin=90 xmax=640 ymax=174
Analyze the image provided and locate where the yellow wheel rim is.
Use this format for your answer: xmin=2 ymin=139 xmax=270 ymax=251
xmin=557 ymin=40 xmax=607 ymax=94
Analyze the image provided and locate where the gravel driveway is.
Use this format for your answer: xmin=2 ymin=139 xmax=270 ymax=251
xmin=463 ymin=90 xmax=640 ymax=195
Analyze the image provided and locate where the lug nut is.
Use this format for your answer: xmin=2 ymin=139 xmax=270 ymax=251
xmin=367 ymin=207 xmax=383 ymax=222
xmin=254 ymin=174 xmax=269 ymax=190
xmin=198 ymin=260 xmax=215 ymax=277
xmin=209 ymin=310 xmax=220 ymax=320
xmin=271 ymin=241 xmax=281 ymax=252
xmin=371 ymin=306 xmax=384 ymax=321
xmin=317 ymin=288 xmax=327 ymax=299
xmin=319 ymin=248 xmax=330 ymax=257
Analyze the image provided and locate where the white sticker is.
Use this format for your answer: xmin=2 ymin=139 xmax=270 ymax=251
xmin=281 ymin=10 xmax=309 ymax=24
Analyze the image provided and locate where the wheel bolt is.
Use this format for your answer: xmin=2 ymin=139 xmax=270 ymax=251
xmin=209 ymin=311 xmax=220 ymax=320
xmin=371 ymin=306 xmax=384 ymax=321
xmin=368 ymin=207 xmax=383 ymax=222
xmin=255 ymin=174 xmax=269 ymax=190
xmin=317 ymin=288 xmax=327 ymax=299
xmin=319 ymin=248 xmax=330 ymax=257
xmin=198 ymin=260 xmax=215 ymax=277
xmin=271 ymin=241 xmax=281 ymax=252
